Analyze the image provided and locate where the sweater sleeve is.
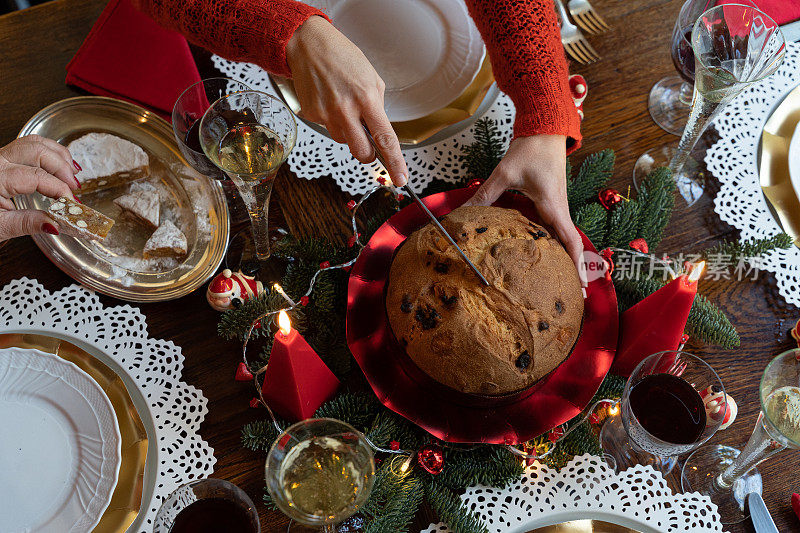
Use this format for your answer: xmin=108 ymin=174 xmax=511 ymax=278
xmin=131 ymin=0 xmax=328 ymax=78
xmin=464 ymin=0 xmax=582 ymax=153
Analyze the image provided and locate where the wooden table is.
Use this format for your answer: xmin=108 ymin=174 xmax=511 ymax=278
xmin=1 ymin=0 xmax=798 ymax=531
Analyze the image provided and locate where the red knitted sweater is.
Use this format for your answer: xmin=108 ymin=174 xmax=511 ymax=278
xmin=132 ymin=0 xmax=581 ymax=152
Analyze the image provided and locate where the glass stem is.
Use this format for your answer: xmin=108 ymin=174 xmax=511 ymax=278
xmin=227 ymin=172 xmax=276 ymax=261
xmin=321 ymin=525 xmax=336 ymax=533
xmin=669 ymin=90 xmax=720 ymax=177
xmin=714 ymin=413 xmax=785 ymax=490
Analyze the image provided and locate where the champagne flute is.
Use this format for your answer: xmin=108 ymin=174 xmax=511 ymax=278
xmin=600 ymin=351 xmax=725 ymax=475
xmin=682 ymin=348 xmax=800 ymax=524
xmin=664 ymin=4 xmax=785 ymax=205
xmin=266 ymin=418 xmax=375 ymax=532
xmin=199 ymin=90 xmax=297 ymax=267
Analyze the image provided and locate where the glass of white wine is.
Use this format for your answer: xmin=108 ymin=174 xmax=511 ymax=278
xmin=682 ymin=348 xmax=800 ymax=524
xmin=199 ymin=90 xmax=297 ymax=265
xmin=266 ymin=418 xmax=375 ymax=532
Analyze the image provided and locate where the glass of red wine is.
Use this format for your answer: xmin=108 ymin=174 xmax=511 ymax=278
xmin=153 ymin=478 xmax=260 ymax=533
xmin=600 ymin=351 xmax=725 ymax=477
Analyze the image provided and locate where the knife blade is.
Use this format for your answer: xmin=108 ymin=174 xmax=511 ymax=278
xmin=362 ymin=125 xmax=490 ymax=286
xmin=748 ymin=492 xmax=778 ymax=533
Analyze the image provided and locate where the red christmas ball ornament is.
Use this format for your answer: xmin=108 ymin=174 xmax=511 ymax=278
xmin=598 ymin=188 xmax=624 ymax=210
xmin=629 ymin=238 xmax=649 ymax=254
xmin=300 ymin=296 xmax=309 ymax=306
xmin=248 ymin=397 xmax=261 ymax=409
xmin=389 ymin=440 xmax=400 ymax=451
xmin=234 ymin=362 xmax=254 ymax=382
xmin=319 ymin=261 xmax=331 ymax=269
xmin=347 ymin=200 xmax=357 ymax=210
xmin=417 ymin=444 xmax=444 ymax=475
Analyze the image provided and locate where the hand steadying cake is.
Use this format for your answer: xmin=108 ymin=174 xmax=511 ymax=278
xmin=133 ymin=0 xmax=585 ymax=271
xmin=0 ymin=135 xmax=81 ymax=243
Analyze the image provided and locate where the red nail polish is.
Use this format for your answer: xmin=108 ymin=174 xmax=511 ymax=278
xmin=73 ymin=160 xmax=82 ymax=172
xmin=42 ymin=223 xmax=59 ymax=236
xmin=74 ymin=177 xmax=81 ymax=189
xmin=72 ymin=194 xmax=82 ymax=204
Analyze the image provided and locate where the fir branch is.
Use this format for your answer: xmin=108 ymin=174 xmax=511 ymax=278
xmin=592 ymin=373 xmax=626 ymax=402
xmin=700 ymin=233 xmax=794 ymax=264
xmin=241 ymin=419 xmax=287 ymax=452
xmin=435 ymin=445 xmax=524 ymax=491
xmin=217 ymin=289 xmax=302 ymax=341
xmin=424 ymin=479 xmax=488 ymax=533
xmin=567 ymin=149 xmax=615 ymax=217
xmin=635 ymin=167 xmax=675 ymax=250
xmin=574 ymin=203 xmax=608 ymax=248
xmin=460 ymin=118 xmax=504 ymax=183
xmin=314 ymin=392 xmax=382 ymax=430
xmin=604 ymin=199 xmax=641 ymax=249
xmin=687 ymin=292 xmax=741 ymax=348
xmin=262 ymin=489 xmax=279 ymax=511
xmin=366 ymin=410 xmax=427 ymax=451
xmin=363 ymin=476 xmax=425 ymax=533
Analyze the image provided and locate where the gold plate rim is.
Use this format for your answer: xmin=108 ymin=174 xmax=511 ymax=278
xmin=15 ymin=96 xmax=230 ymax=303
xmin=0 ymin=333 xmax=149 ymax=533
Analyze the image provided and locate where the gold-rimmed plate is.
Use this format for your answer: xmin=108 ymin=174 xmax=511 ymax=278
xmin=0 ymin=333 xmax=149 ymax=533
xmin=760 ymin=84 xmax=800 ymax=247
xmin=271 ymin=56 xmax=497 ymax=147
xmin=15 ymin=97 xmax=230 ymax=302
xmin=526 ymin=521 xmax=642 ymax=532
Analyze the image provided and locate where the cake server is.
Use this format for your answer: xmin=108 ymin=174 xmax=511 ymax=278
xmin=362 ymin=125 xmax=490 ymax=286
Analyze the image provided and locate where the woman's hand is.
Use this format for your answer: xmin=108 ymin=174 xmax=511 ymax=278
xmin=0 ymin=135 xmax=79 ymax=242
xmin=286 ymin=15 xmax=408 ymax=186
xmin=464 ymin=135 xmax=584 ymax=275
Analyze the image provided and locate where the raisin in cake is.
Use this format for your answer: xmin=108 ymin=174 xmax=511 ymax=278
xmin=68 ymin=133 xmax=149 ymax=193
xmin=386 ymin=206 xmax=584 ymax=396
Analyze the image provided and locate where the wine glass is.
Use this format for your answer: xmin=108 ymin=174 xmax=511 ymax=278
xmin=172 ymin=78 xmax=252 ymax=225
xmin=199 ymin=90 xmax=297 ymax=267
xmin=154 ymin=478 xmax=260 ymax=533
xmin=648 ymin=0 xmax=757 ymax=136
xmin=682 ymin=348 xmax=800 ymax=524
xmin=266 ymin=418 xmax=375 ymax=532
xmin=600 ymin=351 xmax=725 ymax=476
xmin=656 ymin=5 xmax=784 ymax=205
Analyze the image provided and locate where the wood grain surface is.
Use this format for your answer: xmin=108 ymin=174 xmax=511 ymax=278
xmin=1 ymin=0 xmax=798 ymax=531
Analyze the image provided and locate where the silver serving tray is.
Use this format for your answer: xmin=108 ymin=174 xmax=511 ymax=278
xmin=16 ymin=97 xmax=229 ymax=302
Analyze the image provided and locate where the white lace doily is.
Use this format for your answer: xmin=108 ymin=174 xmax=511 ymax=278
xmin=0 ymin=277 xmax=216 ymax=531
xmin=211 ymin=56 xmax=514 ymax=195
xmin=707 ymin=41 xmax=800 ymax=308
xmin=421 ymin=454 xmax=724 ymax=533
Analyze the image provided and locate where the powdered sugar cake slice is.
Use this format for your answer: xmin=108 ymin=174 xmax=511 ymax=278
xmin=68 ymin=133 xmax=149 ymax=193
xmin=48 ymin=197 xmax=114 ymax=241
xmin=143 ymin=220 xmax=188 ymax=259
xmin=113 ymin=182 xmax=160 ymax=230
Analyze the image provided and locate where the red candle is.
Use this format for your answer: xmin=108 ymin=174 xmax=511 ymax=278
xmin=260 ymin=310 xmax=340 ymax=421
xmin=611 ymin=263 xmax=704 ymax=377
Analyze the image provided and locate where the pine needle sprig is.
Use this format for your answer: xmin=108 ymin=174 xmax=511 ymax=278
xmin=241 ymin=419 xmax=287 ymax=451
xmin=687 ymin=292 xmax=741 ymax=348
xmin=423 ymin=479 xmax=488 ymax=533
xmin=634 ymin=167 xmax=675 ymax=249
xmin=460 ymin=118 xmax=504 ymax=183
xmin=436 ymin=446 xmax=524 ymax=491
xmin=217 ymin=289 xmax=304 ymax=341
xmin=363 ymin=476 xmax=425 ymax=533
xmin=574 ymin=203 xmax=608 ymax=248
xmin=700 ymin=233 xmax=794 ymax=264
xmin=567 ymin=149 xmax=614 ymax=217
xmin=604 ymin=198 xmax=641 ymax=249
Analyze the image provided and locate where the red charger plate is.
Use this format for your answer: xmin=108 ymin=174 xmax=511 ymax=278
xmin=346 ymin=187 xmax=618 ymax=444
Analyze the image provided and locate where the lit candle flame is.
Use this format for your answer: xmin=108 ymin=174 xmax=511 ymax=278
xmin=687 ymin=261 xmax=706 ymax=283
xmin=278 ymin=310 xmax=292 ymax=336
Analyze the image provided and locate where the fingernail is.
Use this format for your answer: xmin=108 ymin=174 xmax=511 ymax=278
xmin=42 ymin=223 xmax=59 ymax=236
xmin=73 ymin=160 xmax=82 ymax=172
xmin=73 ymin=194 xmax=82 ymax=204
xmin=74 ymin=176 xmax=81 ymax=189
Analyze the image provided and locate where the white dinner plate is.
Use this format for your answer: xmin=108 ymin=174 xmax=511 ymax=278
xmin=307 ymin=0 xmax=485 ymax=122
xmin=789 ymin=121 xmax=800 ymax=197
xmin=0 ymin=348 xmax=121 ymax=533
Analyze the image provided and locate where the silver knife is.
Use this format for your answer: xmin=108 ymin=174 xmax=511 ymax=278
xmin=747 ymin=492 xmax=778 ymax=533
xmin=782 ymin=19 xmax=800 ymax=43
xmin=362 ymin=125 xmax=490 ymax=286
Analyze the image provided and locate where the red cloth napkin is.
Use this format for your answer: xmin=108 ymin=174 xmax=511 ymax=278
xmin=757 ymin=0 xmax=800 ymax=25
xmin=66 ymin=0 xmax=201 ymax=120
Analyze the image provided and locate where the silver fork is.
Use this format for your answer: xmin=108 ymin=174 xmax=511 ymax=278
xmin=568 ymin=0 xmax=611 ymax=35
xmin=666 ymin=358 xmax=688 ymax=377
xmin=554 ymin=0 xmax=600 ymax=65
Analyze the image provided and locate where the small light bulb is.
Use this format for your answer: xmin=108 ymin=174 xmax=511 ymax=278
xmin=608 ymin=403 xmax=620 ymax=416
